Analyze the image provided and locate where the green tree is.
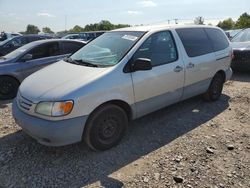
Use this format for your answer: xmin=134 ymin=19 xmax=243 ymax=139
xmin=83 ymin=20 xmax=130 ymax=31
xmin=217 ymin=18 xmax=235 ymax=30
xmin=115 ymin=24 xmax=130 ymax=29
xmin=69 ymin=25 xmax=84 ymax=32
xmin=25 ymin=24 xmax=40 ymax=34
xmin=63 ymin=20 xmax=130 ymax=34
xmin=194 ymin=16 xmax=204 ymax=25
xmin=98 ymin=20 xmax=114 ymax=30
xmin=42 ymin=27 xmax=54 ymax=34
xmin=235 ymin=12 xmax=250 ymax=29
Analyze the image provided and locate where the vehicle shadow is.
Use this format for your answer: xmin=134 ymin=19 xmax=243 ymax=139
xmin=231 ymin=71 xmax=250 ymax=82
xmin=0 ymin=99 xmax=12 ymax=109
xmin=0 ymin=95 xmax=230 ymax=187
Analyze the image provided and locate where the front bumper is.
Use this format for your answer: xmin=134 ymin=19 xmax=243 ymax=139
xmin=231 ymin=50 xmax=250 ymax=71
xmin=231 ymin=60 xmax=250 ymax=71
xmin=12 ymin=99 xmax=88 ymax=146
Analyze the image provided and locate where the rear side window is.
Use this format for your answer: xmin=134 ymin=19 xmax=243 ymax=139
xmin=10 ymin=37 xmax=27 ymax=46
xmin=132 ymin=31 xmax=178 ymax=67
xmin=205 ymin=28 xmax=229 ymax=51
xmin=28 ymin=42 xmax=60 ymax=60
xmin=176 ymin=28 xmax=213 ymax=57
xmin=62 ymin=41 xmax=85 ymax=54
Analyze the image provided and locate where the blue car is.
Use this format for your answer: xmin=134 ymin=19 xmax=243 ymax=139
xmin=0 ymin=39 xmax=86 ymax=100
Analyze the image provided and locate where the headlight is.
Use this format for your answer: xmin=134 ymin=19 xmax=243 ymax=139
xmin=35 ymin=100 xmax=74 ymax=117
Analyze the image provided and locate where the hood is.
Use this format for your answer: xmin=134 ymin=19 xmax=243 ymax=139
xmin=231 ymin=42 xmax=250 ymax=50
xmin=19 ymin=60 xmax=111 ymax=103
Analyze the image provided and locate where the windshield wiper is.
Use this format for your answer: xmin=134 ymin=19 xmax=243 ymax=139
xmin=64 ymin=57 xmax=98 ymax=67
xmin=64 ymin=57 xmax=80 ymax=64
xmin=75 ymin=59 xmax=99 ymax=67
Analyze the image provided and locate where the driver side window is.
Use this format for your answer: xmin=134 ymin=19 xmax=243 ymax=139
xmin=28 ymin=42 xmax=60 ymax=60
xmin=133 ymin=31 xmax=178 ymax=67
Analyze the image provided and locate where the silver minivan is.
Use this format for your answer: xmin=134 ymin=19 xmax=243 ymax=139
xmin=13 ymin=25 xmax=233 ymax=150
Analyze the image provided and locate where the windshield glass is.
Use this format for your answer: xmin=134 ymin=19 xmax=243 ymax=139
xmin=0 ymin=37 xmax=15 ymax=46
xmin=70 ymin=31 xmax=145 ymax=66
xmin=4 ymin=42 xmax=34 ymax=59
xmin=232 ymin=29 xmax=250 ymax=42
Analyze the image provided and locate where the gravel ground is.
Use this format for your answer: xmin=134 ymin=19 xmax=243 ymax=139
xmin=0 ymin=72 xmax=249 ymax=188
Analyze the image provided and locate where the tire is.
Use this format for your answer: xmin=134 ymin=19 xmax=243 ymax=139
xmin=203 ymin=73 xmax=224 ymax=101
xmin=0 ymin=76 xmax=19 ymax=100
xmin=84 ymin=104 xmax=128 ymax=151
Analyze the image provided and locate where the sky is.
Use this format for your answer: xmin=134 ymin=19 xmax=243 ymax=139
xmin=0 ymin=0 xmax=249 ymax=32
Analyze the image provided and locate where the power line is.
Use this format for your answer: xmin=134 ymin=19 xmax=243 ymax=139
xmin=141 ymin=17 xmax=230 ymax=26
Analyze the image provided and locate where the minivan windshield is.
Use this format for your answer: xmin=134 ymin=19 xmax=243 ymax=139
xmin=231 ymin=29 xmax=250 ymax=42
xmin=69 ymin=31 xmax=145 ymax=67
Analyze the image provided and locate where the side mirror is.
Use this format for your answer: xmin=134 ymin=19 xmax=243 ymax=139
xmin=131 ymin=58 xmax=152 ymax=72
xmin=21 ymin=54 xmax=33 ymax=62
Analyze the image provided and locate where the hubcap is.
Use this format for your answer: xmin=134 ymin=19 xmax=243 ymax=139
xmin=99 ymin=116 xmax=118 ymax=140
xmin=0 ymin=81 xmax=13 ymax=95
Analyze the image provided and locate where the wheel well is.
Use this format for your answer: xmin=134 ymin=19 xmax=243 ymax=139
xmin=93 ymin=100 xmax=133 ymax=121
xmin=216 ymin=70 xmax=226 ymax=83
xmin=0 ymin=75 xmax=20 ymax=85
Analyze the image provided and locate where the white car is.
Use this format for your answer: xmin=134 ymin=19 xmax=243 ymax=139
xmin=13 ymin=25 xmax=233 ymax=151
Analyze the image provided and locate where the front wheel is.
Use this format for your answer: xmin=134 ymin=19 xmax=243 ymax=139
xmin=203 ymin=73 xmax=224 ymax=101
xmin=0 ymin=76 xmax=19 ymax=100
xmin=83 ymin=104 xmax=128 ymax=151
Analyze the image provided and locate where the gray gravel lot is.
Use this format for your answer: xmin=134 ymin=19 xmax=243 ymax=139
xmin=0 ymin=72 xmax=249 ymax=188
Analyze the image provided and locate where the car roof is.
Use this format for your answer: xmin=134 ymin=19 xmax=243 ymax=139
xmin=29 ymin=39 xmax=87 ymax=46
xmin=113 ymin=24 xmax=220 ymax=32
xmin=64 ymin=34 xmax=80 ymax=36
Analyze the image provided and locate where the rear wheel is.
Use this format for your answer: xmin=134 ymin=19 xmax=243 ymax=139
xmin=84 ymin=104 xmax=128 ymax=151
xmin=0 ymin=76 xmax=19 ymax=100
xmin=203 ymin=73 xmax=224 ymax=101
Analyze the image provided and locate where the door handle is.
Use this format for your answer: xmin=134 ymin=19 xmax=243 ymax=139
xmin=174 ymin=66 xmax=183 ymax=72
xmin=187 ymin=62 xmax=195 ymax=69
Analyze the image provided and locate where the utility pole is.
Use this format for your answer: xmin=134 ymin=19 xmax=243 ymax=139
xmin=64 ymin=15 xmax=67 ymax=32
xmin=174 ymin=18 xmax=178 ymax=24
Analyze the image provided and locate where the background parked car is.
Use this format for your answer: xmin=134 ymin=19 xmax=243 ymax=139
xmin=231 ymin=28 xmax=250 ymax=71
xmin=0 ymin=32 xmax=22 ymax=41
xmin=62 ymin=34 xmax=82 ymax=40
xmin=62 ymin=31 xmax=105 ymax=42
xmin=225 ymin=29 xmax=242 ymax=40
xmin=0 ymin=35 xmax=53 ymax=56
xmin=0 ymin=39 xmax=86 ymax=100
xmin=79 ymin=31 xmax=105 ymax=41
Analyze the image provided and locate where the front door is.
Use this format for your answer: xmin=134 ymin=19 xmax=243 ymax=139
xmin=19 ymin=42 xmax=65 ymax=79
xmin=131 ymin=31 xmax=185 ymax=118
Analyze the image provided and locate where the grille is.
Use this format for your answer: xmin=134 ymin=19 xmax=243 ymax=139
xmin=18 ymin=94 xmax=33 ymax=111
xmin=233 ymin=50 xmax=250 ymax=62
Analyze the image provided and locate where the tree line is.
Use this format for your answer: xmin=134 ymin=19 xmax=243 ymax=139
xmin=21 ymin=12 xmax=250 ymax=35
xmin=21 ymin=20 xmax=130 ymax=35
xmin=217 ymin=12 xmax=250 ymax=30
